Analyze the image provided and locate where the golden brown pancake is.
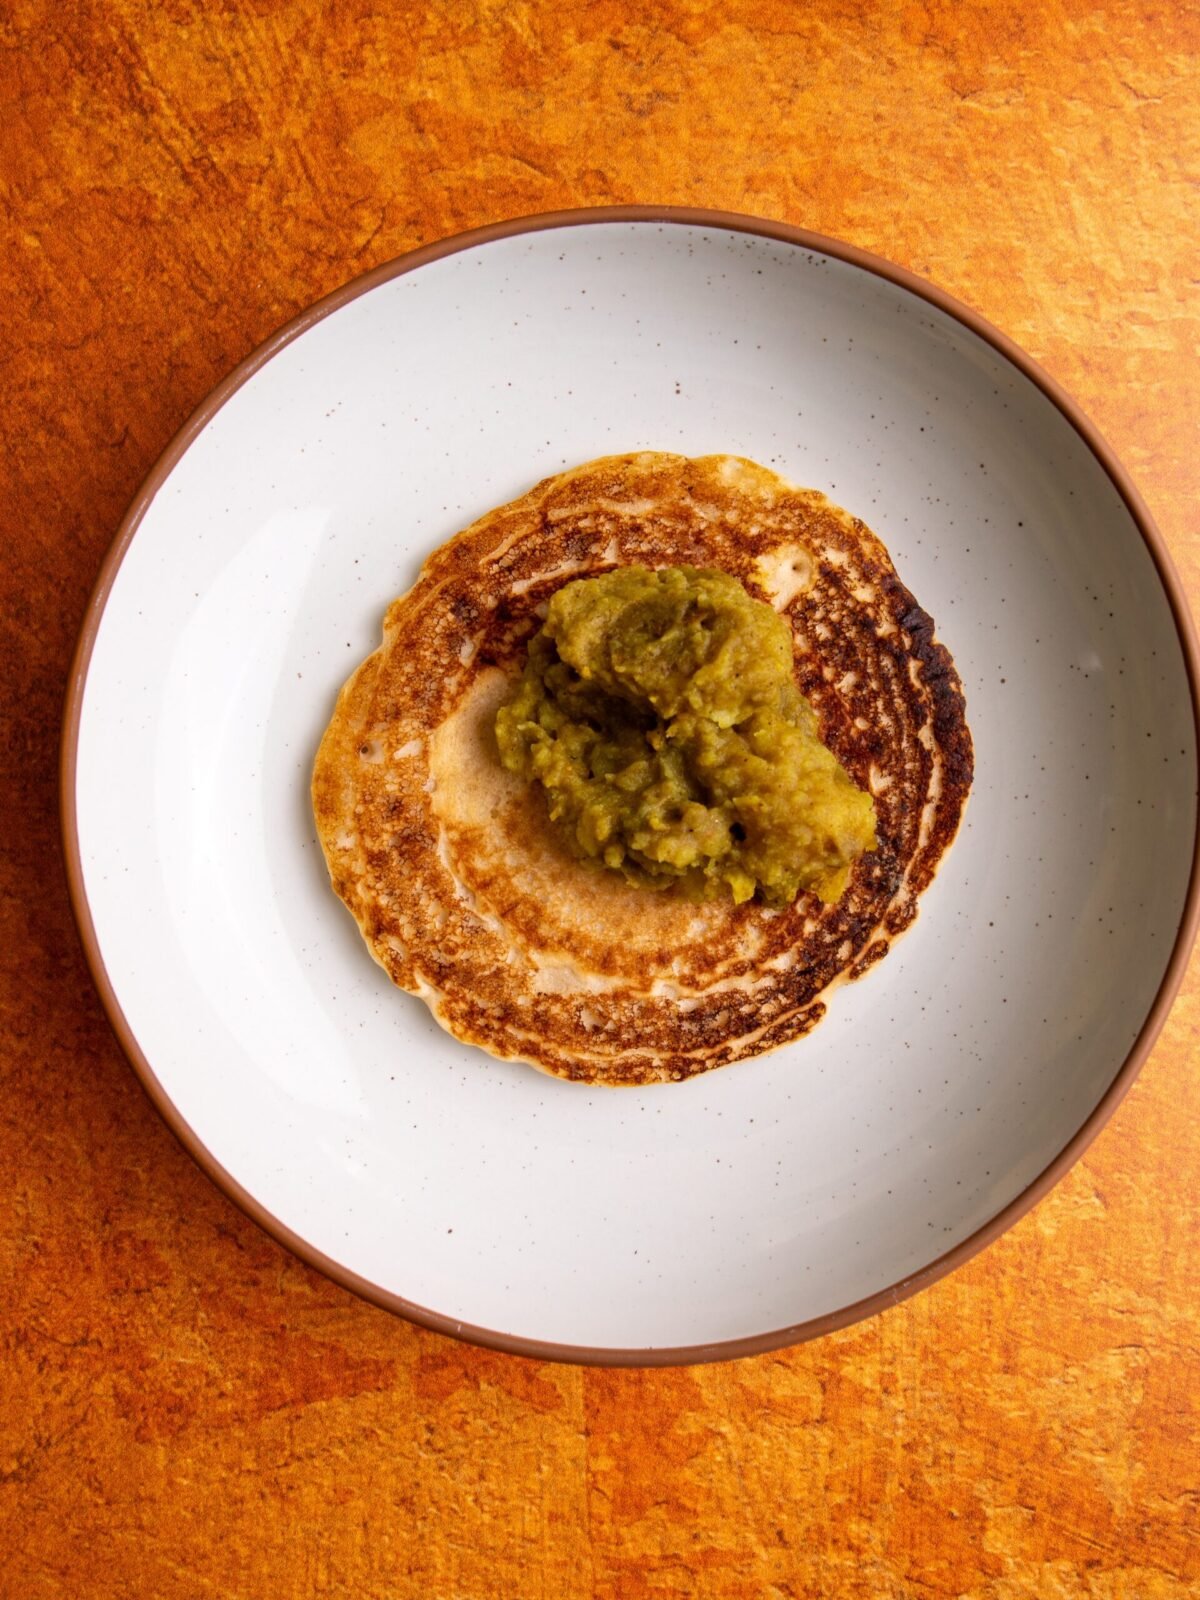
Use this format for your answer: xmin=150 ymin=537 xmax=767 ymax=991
xmin=312 ymin=453 xmax=973 ymax=1085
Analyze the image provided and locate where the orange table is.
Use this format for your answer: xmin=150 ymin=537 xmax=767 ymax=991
xmin=3 ymin=4 xmax=1198 ymax=1594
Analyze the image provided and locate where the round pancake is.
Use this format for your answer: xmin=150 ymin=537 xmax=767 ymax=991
xmin=312 ymin=453 xmax=973 ymax=1085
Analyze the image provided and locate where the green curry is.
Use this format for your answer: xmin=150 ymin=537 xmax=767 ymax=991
xmin=494 ymin=566 xmax=876 ymax=905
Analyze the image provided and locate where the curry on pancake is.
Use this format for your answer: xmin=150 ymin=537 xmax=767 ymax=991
xmin=494 ymin=564 xmax=878 ymax=906
xmin=312 ymin=453 xmax=973 ymax=1085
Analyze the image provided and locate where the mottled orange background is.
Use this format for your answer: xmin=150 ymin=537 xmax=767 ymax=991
xmin=2 ymin=2 xmax=1199 ymax=1595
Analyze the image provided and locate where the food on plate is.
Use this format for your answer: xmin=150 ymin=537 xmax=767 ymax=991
xmin=312 ymin=452 xmax=972 ymax=1085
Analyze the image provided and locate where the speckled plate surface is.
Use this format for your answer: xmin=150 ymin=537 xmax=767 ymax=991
xmin=62 ymin=209 xmax=1200 ymax=1363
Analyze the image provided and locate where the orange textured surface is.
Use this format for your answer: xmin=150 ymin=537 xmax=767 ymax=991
xmin=2 ymin=2 xmax=1199 ymax=1594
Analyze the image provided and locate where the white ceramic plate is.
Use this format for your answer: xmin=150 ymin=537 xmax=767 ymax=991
xmin=63 ymin=209 xmax=1199 ymax=1363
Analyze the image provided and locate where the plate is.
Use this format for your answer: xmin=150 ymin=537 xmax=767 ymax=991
xmin=62 ymin=208 xmax=1200 ymax=1363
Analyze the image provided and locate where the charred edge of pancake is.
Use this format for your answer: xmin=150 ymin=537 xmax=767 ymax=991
xmin=896 ymin=593 xmax=975 ymax=888
xmin=312 ymin=454 xmax=974 ymax=1086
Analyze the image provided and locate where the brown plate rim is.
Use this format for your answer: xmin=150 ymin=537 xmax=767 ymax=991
xmin=59 ymin=204 xmax=1200 ymax=1367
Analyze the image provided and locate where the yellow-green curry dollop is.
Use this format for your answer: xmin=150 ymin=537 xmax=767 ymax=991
xmin=494 ymin=566 xmax=877 ymax=905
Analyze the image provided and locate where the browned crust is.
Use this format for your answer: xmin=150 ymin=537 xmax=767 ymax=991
xmin=59 ymin=207 xmax=1200 ymax=1365
xmin=312 ymin=452 xmax=974 ymax=1083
